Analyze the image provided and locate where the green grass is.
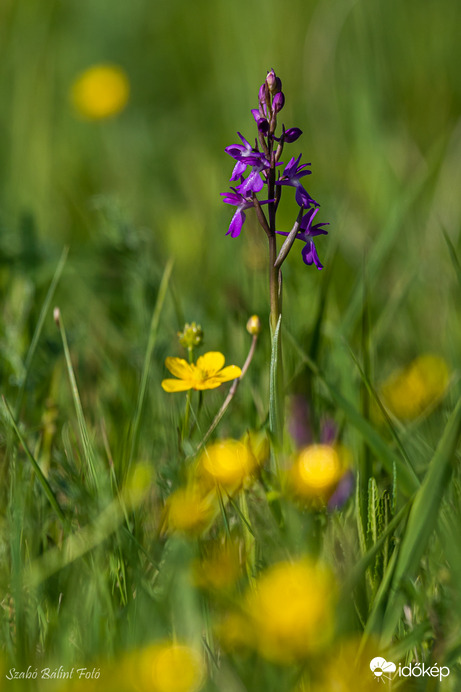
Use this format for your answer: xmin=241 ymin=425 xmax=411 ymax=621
xmin=1 ymin=0 xmax=461 ymax=690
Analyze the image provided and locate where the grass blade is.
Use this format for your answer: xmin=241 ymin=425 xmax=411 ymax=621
xmin=3 ymin=396 xmax=67 ymax=527
xmin=55 ymin=308 xmax=99 ymax=491
xmin=14 ymin=246 xmax=69 ymax=417
xmin=129 ymin=258 xmax=174 ymax=467
xmin=442 ymin=227 xmax=461 ymax=291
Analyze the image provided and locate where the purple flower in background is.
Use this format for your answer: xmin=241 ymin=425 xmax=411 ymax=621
xmin=220 ymin=188 xmax=272 ymax=237
xmin=328 ymin=471 xmax=355 ymax=511
xmin=276 ymin=154 xmax=317 ymax=208
xmin=276 ymin=207 xmax=329 ymax=270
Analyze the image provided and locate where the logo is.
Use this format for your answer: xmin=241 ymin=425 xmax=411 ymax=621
xmin=370 ymin=657 xmax=450 ymax=683
xmin=370 ymin=657 xmax=396 ymax=683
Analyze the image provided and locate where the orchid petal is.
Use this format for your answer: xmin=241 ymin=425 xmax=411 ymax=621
xmin=227 ymin=209 xmax=245 ymax=237
xmin=301 ymin=240 xmax=323 ymax=270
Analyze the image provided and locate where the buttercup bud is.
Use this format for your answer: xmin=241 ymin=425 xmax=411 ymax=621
xmin=246 ymin=315 xmax=262 ymax=335
xmin=178 ymin=322 xmax=204 ymax=349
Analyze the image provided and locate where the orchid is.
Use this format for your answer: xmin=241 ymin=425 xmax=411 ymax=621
xmin=221 ymin=69 xmax=330 ymax=447
xmin=276 ymin=207 xmax=329 ymax=270
xmin=225 ymin=132 xmax=264 ymax=181
xmin=220 ymin=188 xmax=272 ymax=237
xmin=275 ymin=154 xmax=317 ymax=208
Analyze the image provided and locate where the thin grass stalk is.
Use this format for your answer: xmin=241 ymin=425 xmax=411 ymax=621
xmin=14 ymin=246 xmax=69 ymax=417
xmin=129 ymin=258 xmax=174 ymax=465
xmin=54 ymin=308 xmax=99 ymax=492
xmin=3 ymin=396 xmax=68 ymax=528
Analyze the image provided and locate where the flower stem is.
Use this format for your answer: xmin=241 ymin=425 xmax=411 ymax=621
xmin=182 ymin=390 xmax=192 ymax=441
xmin=196 ymin=333 xmax=258 ymax=452
xmin=267 ymin=143 xmax=284 ymax=449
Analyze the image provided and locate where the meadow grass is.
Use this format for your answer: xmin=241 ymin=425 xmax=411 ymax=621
xmin=1 ymin=0 xmax=461 ymax=690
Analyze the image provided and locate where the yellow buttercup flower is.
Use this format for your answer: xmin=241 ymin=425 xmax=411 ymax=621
xmin=161 ymin=351 xmax=241 ymax=392
xmin=244 ymin=559 xmax=336 ymax=663
xmin=149 ymin=644 xmax=204 ymax=692
xmin=199 ymin=439 xmax=256 ymax=488
xmin=380 ymin=354 xmax=449 ymax=420
xmin=289 ymin=444 xmax=348 ymax=501
xmin=164 ymin=485 xmax=216 ymax=536
xmin=71 ymin=64 xmax=130 ymax=120
xmin=123 ymin=642 xmax=204 ymax=692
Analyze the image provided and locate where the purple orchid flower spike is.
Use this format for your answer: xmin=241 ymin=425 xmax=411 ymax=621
xmin=276 ymin=207 xmax=329 ymax=270
xmin=220 ymin=188 xmax=272 ymax=237
xmin=276 ymin=154 xmax=317 ymax=208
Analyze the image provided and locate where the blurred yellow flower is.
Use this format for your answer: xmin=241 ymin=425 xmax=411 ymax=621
xmin=193 ymin=540 xmax=242 ymax=592
xmin=199 ymin=439 xmax=256 ymax=488
xmin=289 ymin=444 xmax=348 ymax=501
xmin=71 ymin=64 xmax=130 ymax=120
xmin=161 ymin=351 xmax=241 ymax=392
xmin=164 ymin=485 xmax=216 ymax=536
xmin=124 ymin=643 xmax=204 ymax=692
xmin=380 ymin=354 xmax=449 ymax=420
xmin=244 ymin=559 xmax=336 ymax=663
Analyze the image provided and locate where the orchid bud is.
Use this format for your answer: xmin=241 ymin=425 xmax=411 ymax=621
xmin=266 ymin=69 xmax=282 ymax=94
xmin=272 ymin=91 xmax=285 ymax=113
xmin=283 ymin=127 xmax=302 ymax=143
xmin=258 ymin=83 xmax=266 ymax=104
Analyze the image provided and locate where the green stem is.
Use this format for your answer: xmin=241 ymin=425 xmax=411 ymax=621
xmin=181 ymin=389 xmax=192 ymax=441
xmin=196 ymin=333 xmax=258 ymax=452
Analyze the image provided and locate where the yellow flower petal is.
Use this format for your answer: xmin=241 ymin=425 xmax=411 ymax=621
xmin=194 ymin=377 xmax=225 ymax=391
xmin=161 ymin=378 xmax=192 ymax=392
xmin=196 ymin=351 xmax=225 ymax=375
xmin=201 ymin=440 xmax=255 ymax=487
xmin=216 ymin=365 xmax=242 ymax=382
xmin=164 ymin=357 xmax=194 ymax=379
